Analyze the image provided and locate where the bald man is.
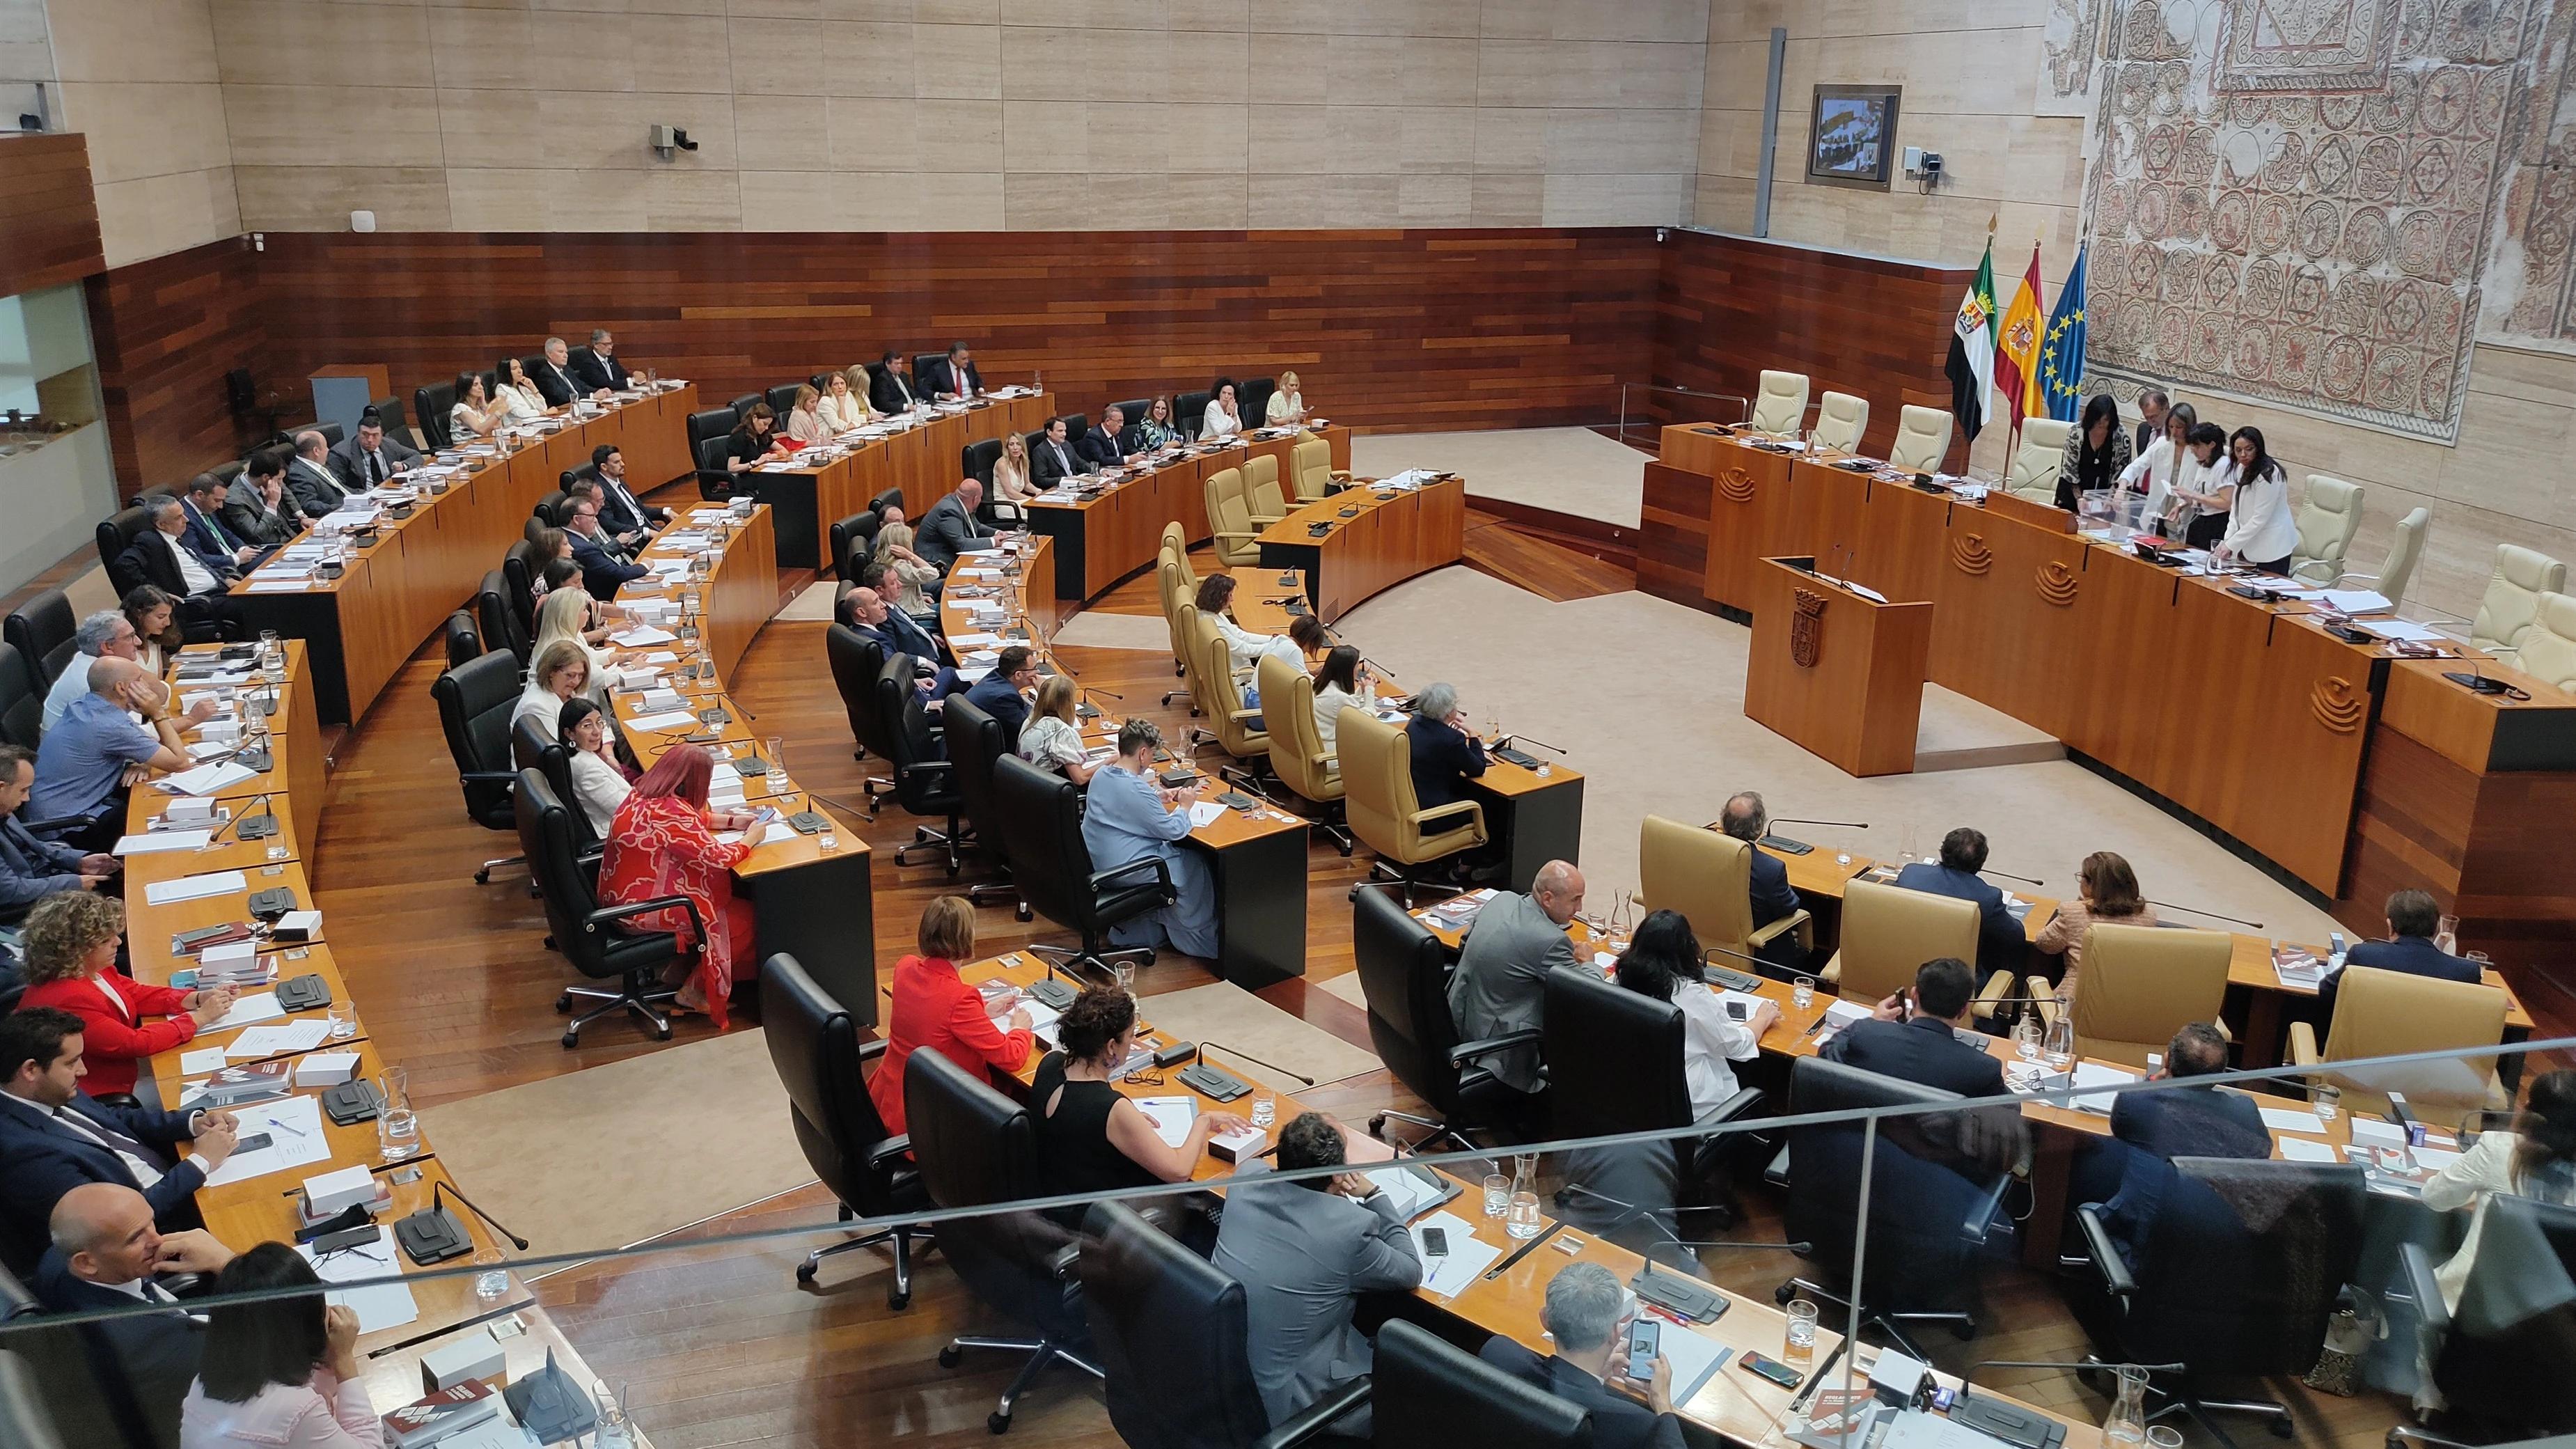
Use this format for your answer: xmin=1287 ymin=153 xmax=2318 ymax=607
xmin=1445 ymin=860 xmax=1585 ymax=1094
xmin=28 ymin=656 xmax=196 ymax=849
xmin=35 ymin=1182 xmax=231 ymax=1442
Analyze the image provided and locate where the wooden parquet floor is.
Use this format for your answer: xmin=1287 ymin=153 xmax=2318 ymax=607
xmin=308 ymin=524 xmax=2420 ymax=1449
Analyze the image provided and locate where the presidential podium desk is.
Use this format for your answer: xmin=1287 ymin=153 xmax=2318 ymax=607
xmin=1744 ymin=557 xmax=1931 ymax=778
xmin=1255 ymin=472 xmax=1466 ymax=625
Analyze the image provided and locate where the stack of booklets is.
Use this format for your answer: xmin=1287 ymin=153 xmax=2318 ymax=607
xmin=382 ymin=1380 xmax=504 ymax=1448
xmin=181 ymin=1060 xmax=292 ymax=1111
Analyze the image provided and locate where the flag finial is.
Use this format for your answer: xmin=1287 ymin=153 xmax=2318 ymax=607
xmin=1988 ymin=212 xmax=1998 ymax=235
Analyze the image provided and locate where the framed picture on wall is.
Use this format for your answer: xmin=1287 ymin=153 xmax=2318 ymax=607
xmin=1807 ymin=86 xmax=1901 ymax=191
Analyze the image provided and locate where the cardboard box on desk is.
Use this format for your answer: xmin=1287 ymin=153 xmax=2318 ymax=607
xmin=423 ymin=1329 xmax=508 ymax=1393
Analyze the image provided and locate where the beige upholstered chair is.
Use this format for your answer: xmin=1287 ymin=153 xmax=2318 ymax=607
xmin=1256 ymin=651 xmax=1350 ymax=853
xmin=1156 ymin=558 xmax=1197 ymax=708
xmin=1811 ymin=391 xmax=1867 ymax=453
xmin=1185 ymin=608 xmax=1269 ymax=785
xmin=1749 ymin=370 xmax=1809 ymax=435
xmin=1290 ymin=434 xmax=1346 ymax=501
xmin=2288 ymin=474 xmax=2366 ymax=585
xmin=1204 ymin=467 xmax=1259 ymax=565
xmin=1822 ymin=879 xmax=1980 ymax=1003
xmin=2064 ymin=923 xmax=2231 ymax=1069
xmin=1159 ymin=520 xmax=1190 ymax=575
xmin=1887 ymin=405 xmax=1954 ymax=474
xmin=2508 ymin=591 xmax=2576 ymax=687
xmin=1242 ymin=453 xmax=1289 ymax=526
xmin=2469 ymin=544 xmax=2568 ymax=656
xmin=1635 ymin=815 xmax=1809 ymax=971
xmin=2344 ymin=507 xmax=2426 ymax=612
xmin=2003 ymin=419 xmax=2071 ymax=501
xmin=1337 ymin=707 xmax=1486 ymax=899
xmin=2288 ymin=966 xmax=2509 ymax=1127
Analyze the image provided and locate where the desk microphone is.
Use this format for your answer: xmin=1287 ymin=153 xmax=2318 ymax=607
xmin=1758 ymin=817 xmax=1868 ymax=855
xmin=2142 ymin=898 xmax=2264 ymax=930
xmin=1979 ymin=867 xmax=2045 ymax=886
xmin=434 ymin=1177 xmax=528 ymax=1251
xmin=1198 ymin=1040 xmax=1312 ymax=1086
xmin=201 ymin=793 xmax=268 ymax=849
xmin=1952 ymin=1360 xmax=2183 ymax=1448
xmin=1503 ymin=733 xmax=1569 ymax=757
xmin=1768 ymin=817 xmax=1869 ymax=829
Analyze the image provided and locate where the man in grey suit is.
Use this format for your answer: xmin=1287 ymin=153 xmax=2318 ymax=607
xmin=1445 ymin=859 xmax=1584 ymax=1094
xmin=283 ymin=430 xmax=347 ymax=517
xmin=324 ymin=411 xmax=420 ymax=494
xmin=1211 ymin=1113 xmax=1421 ymax=1431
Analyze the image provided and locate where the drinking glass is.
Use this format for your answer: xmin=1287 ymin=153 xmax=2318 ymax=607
xmin=1113 ymin=961 xmax=1136 ymax=998
xmin=2435 ymin=914 xmax=2460 ymax=955
xmin=471 ymin=1248 xmax=508 ymax=1302
xmin=2312 ymin=1084 xmax=2341 ymax=1123
xmin=326 ymin=1003 xmax=355 ymax=1041
xmin=1791 ymin=976 xmax=1816 ymax=1010
xmin=818 ymin=824 xmax=839 ymax=854
xmin=261 ymin=632 xmax=286 ymax=683
xmin=2015 ymin=1011 xmax=2041 ymax=1062
xmin=764 ymin=737 xmax=789 ymax=794
xmin=592 ymin=1382 xmax=636 ymax=1449
xmin=1482 ymin=1174 xmax=1509 ymax=1217
xmin=1250 ymin=1095 xmax=1276 ymax=1129
xmin=1783 ymin=1299 xmax=1819 ymax=1364
xmin=1505 ymin=1191 xmax=1543 ymax=1239
xmin=375 ymin=1069 xmax=418 ymax=1161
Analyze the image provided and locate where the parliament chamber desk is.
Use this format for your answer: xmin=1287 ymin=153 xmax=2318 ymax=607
xmin=228 ymin=385 xmax=698 ymax=726
xmin=1255 ymin=473 xmax=1468 ymax=624
xmin=1641 ymin=423 xmax=2576 ymax=966
xmin=746 ymin=390 xmax=1053 ymax=571
xmin=613 ymin=502 xmax=879 ymax=1019
xmin=940 ymin=540 xmax=1310 ymax=987
xmin=1027 ymin=425 xmax=1352 ymax=602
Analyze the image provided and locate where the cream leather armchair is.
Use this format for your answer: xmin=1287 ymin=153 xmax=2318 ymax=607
xmin=1242 ymin=453 xmax=1289 ymax=527
xmin=2287 ymin=966 xmax=2509 ymax=1127
xmin=1255 ymin=651 xmax=1350 ymax=853
xmin=1888 ymin=405 xmax=1954 ymax=475
xmin=1811 ymin=391 xmax=1867 ymax=453
xmin=1338 ymin=707 xmax=1486 ymax=900
xmin=1159 ymin=520 xmax=1192 ymax=583
xmin=1156 ymin=557 xmax=1195 ymax=708
xmin=1750 ymin=370 xmax=1809 ymax=435
xmin=1290 ymin=434 xmax=1346 ymax=502
xmin=2508 ymin=591 xmax=2576 ymax=687
xmin=1186 ymin=607 xmax=1270 ymax=788
xmin=2469 ymin=543 xmax=2567 ymax=655
xmin=2003 ymin=418 xmax=2071 ymax=501
xmin=2342 ymin=506 xmax=2426 ymax=611
xmin=1822 ymin=879 xmax=1981 ymax=1003
xmin=2288 ymin=473 xmax=2366 ymax=585
xmin=1204 ymin=467 xmax=1260 ymax=566
xmin=1636 ymin=815 xmax=1809 ymax=971
xmin=2064 ymin=923 xmax=2231 ymax=1068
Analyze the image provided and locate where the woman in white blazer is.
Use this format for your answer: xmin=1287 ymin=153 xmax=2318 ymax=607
xmin=815 ymin=370 xmax=867 ymax=434
xmin=1201 ymin=377 xmax=1243 ymax=440
xmin=2114 ymin=401 xmax=2196 ymax=526
xmin=492 ymin=356 xmax=548 ymax=423
xmin=449 ymin=372 xmax=505 ymax=440
xmin=2210 ymin=425 xmax=2297 ymax=572
xmin=2423 ymin=1071 xmax=2576 ymax=1312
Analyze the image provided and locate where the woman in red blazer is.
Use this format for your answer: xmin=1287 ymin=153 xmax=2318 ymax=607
xmin=869 ymin=897 xmax=1036 ymax=1137
xmin=16 ymin=893 xmax=235 ymax=1099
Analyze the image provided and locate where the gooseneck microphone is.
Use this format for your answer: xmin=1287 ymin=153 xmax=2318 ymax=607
xmin=1197 ymin=1040 xmax=1313 ymax=1087
xmin=435 ymin=1177 xmax=529 ymax=1251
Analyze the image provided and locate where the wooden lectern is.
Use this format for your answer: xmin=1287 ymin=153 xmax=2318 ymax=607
xmin=1743 ymin=556 xmax=1933 ymax=777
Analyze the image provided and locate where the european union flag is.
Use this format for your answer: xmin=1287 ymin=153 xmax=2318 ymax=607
xmin=2037 ymin=244 xmax=2087 ymax=424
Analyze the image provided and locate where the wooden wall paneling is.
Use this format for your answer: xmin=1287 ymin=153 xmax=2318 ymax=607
xmin=0 ymin=134 xmax=105 ymax=298
xmin=1636 ymin=461 xmax=1716 ymax=608
xmin=84 ymin=237 xmax=267 ymax=496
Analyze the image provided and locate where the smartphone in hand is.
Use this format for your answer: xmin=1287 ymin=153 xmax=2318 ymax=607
xmin=1626 ymin=1319 xmax=1660 ymax=1382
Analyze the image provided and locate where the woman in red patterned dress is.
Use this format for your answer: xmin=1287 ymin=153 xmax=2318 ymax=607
xmin=598 ymin=745 xmax=768 ymax=1024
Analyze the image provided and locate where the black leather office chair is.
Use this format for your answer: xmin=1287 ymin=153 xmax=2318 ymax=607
xmin=688 ymin=407 xmax=739 ymax=500
xmin=431 ymin=649 xmax=526 ymax=884
xmin=441 ymin=610 xmax=482 ymax=670
xmin=95 ymin=505 xmax=152 ymax=581
xmin=874 ymin=652 xmax=964 ymax=872
xmin=938 ymin=696 xmax=1024 ymax=914
xmin=533 ymin=489 xmax=572 ymax=526
xmin=415 ymin=380 xmax=457 ymax=451
xmin=912 ymin=352 xmax=945 ymax=390
xmin=1350 ymin=884 xmax=1539 ymax=1152
xmin=0 ymin=645 xmax=42 ymax=752
xmin=2401 ymin=1193 xmax=2576 ymax=1441
xmin=991 ymin=754 xmax=1168 ymax=982
xmin=1 ymin=1258 xmax=150 ymax=1449
xmin=1372 ymin=1319 xmax=1590 ymax=1448
xmin=508 ymin=714 xmax=603 ymax=860
xmin=762 ymin=953 xmax=929 ymax=1306
xmin=824 ymin=620 xmax=879 ymax=757
xmin=963 ymin=437 xmax=1003 ymax=486
xmin=1079 ymin=1199 xmax=1362 ymax=1449
xmin=871 ymin=485 xmax=905 ymax=518
xmin=1777 ymin=1056 xmax=2016 ymax=1361
xmin=1113 ymin=399 xmax=1150 ymax=431
xmin=501 ymin=541 xmax=543 ymax=639
xmin=369 ymin=394 xmax=412 ymax=447
xmin=2075 ymin=1157 xmax=2366 ymax=1441
xmin=828 ymin=512 xmax=872 ymax=581
xmin=517 ymin=769 xmax=687 ymax=1047
xmin=762 ymin=383 xmax=799 ymax=416
xmin=560 ymin=463 xmax=601 ymax=492
xmin=476 ymin=569 xmax=530 ymax=671
xmin=904 ymin=1050 xmax=1101 ymax=1434
xmin=1544 ymin=967 xmax=1767 ymax=1221
xmin=1175 ymin=390 xmax=1211 ymax=439
xmin=1239 ymin=377 xmax=1276 ymax=427
xmin=3 ymin=589 xmax=75 ymax=690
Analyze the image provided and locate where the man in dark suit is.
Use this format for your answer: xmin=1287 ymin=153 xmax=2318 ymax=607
xmin=1082 ymin=404 xmax=1137 ymax=469
xmin=1031 ymin=416 xmax=1091 ymax=488
xmin=962 ymin=645 xmax=1037 ymax=741
xmin=1447 ymin=861 xmax=1582 ymax=1093
xmin=2073 ymin=1021 xmax=2270 ymax=1264
xmin=1719 ymin=791 xmax=1808 ymax=976
xmin=0 ymin=1008 xmax=239 ymax=1277
xmin=869 ymin=351 xmax=918 ymax=414
xmin=324 ymin=411 xmax=420 ymax=493
xmin=916 ymin=478 xmax=989 ymax=572
xmin=1894 ymin=827 xmax=2024 ymax=976
xmin=590 ymin=444 xmax=672 ymax=536
xmin=1479 ymin=1261 xmax=1686 ymax=1449
xmin=2318 ymin=888 xmax=2482 ymax=1024
xmin=219 ymin=448 xmax=305 ymax=547
xmin=531 ymin=336 xmax=595 ymax=407
xmin=564 ymin=496 xmax=646 ymax=601
xmin=283 ymin=430 xmax=347 ymax=517
xmin=1819 ymin=957 xmax=2009 ymax=1098
xmin=119 ymin=497 xmax=243 ymax=636
xmin=569 ymin=328 xmax=640 ymax=393
xmin=34 ymin=1182 xmax=233 ymax=1446
xmin=838 ymin=583 xmax=959 ymax=701
xmin=927 ymin=342 xmax=981 ymax=402
xmin=181 ymin=473 xmax=264 ymax=574
xmin=2133 ymin=388 xmax=2169 ymax=457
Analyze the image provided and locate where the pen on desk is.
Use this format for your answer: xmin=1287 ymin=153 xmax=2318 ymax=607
xmin=265 ymin=1117 xmax=307 ymax=1138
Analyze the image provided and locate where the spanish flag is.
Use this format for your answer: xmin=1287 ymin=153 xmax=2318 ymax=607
xmin=1993 ymin=242 xmax=2046 ymax=436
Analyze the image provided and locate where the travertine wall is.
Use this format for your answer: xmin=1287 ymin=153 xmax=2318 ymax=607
xmin=47 ymin=0 xmax=239 ymax=269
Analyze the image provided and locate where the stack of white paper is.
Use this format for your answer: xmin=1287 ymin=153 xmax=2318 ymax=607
xmin=299 ymin=1227 xmax=418 ymax=1334
xmin=143 ymin=870 xmax=246 ymax=907
xmin=1133 ymin=1096 xmax=1197 ymax=1148
xmin=203 ymin=1095 xmax=332 ymax=1186
xmin=227 ymin=1019 xmax=332 ymax=1058
xmin=157 ymin=760 xmax=258 ymax=797
xmin=1411 ymin=1212 xmax=1503 ymax=1296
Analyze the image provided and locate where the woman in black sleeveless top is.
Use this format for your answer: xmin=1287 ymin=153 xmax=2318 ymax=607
xmin=1030 ymin=987 xmax=1248 ymax=1202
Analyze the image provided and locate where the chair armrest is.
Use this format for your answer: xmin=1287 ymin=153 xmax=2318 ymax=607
xmin=857 ymin=1036 xmax=888 ymax=1062
xmin=1705 ymin=1086 xmax=1769 ymax=1126
xmin=865 ymin=1133 xmax=913 ymax=1173
xmin=1450 ymin=1028 xmax=1541 ymax=1067
xmin=1259 ymin=1376 xmax=1369 ymax=1449
xmin=1972 ymin=969 xmax=2018 ymax=1017
xmin=1215 ymin=528 xmax=1261 ymax=545
xmin=1090 ymin=855 xmax=1174 ymax=896
xmin=2074 ymin=1204 xmax=2136 ymax=1301
xmin=587 ymin=891 xmax=707 ymax=941
xmin=2025 ymin=978 xmax=2060 ymax=1028
xmin=460 ymin=769 xmax=520 ymax=784
xmin=1049 ymin=1242 xmax=1082 ymax=1282
xmin=903 ymin=759 xmax=954 ymax=778
xmin=2288 ymin=1020 xmax=2320 ymax=1065
xmin=1749 ymin=908 xmax=1811 ymax=950
xmin=1406 ymin=799 xmax=1482 ymax=830
xmin=2396 ymin=1241 xmax=2450 ymax=1338
xmin=18 ymin=812 xmax=101 ymax=835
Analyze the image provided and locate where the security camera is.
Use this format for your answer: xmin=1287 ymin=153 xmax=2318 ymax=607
xmin=648 ymin=125 xmax=700 ymax=159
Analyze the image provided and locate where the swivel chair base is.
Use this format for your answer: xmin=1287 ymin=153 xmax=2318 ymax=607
xmin=1775 ymin=1275 xmax=1975 ymax=1365
xmin=555 ymin=972 xmax=680 ymax=1048
xmin=893 ymin=822 xmax=964 ymax=876
xmin=474 ymin=852 xmax=526 ymax=885
xmin=1367 ymin=1108 xmax=1479 ymax=1156
xmin=1363 ymin=858 xmax=1475 ymax=909
xmin=2082 ymin=1356 xmax=2291 ymax=1445
xmin=797 ymin=1208 xmax=927 ymax=1310
xmin=938 ymin=1333 xmax=1102 ymax=1434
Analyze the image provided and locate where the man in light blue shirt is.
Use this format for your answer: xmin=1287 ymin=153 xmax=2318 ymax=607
xmin=41 ymin=613 xmax=136 ymax=733
xmin=30 ymin=658 xmax=193 ymax=850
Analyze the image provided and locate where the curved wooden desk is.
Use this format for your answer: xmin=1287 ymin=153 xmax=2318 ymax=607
xmin=748 ymin=390 xmax=1054 ymax=570
xmin=1025 ymin=425 xmax=1351 ymax=602
xmin=1253 ymin=473 xmax=1466 ymax=623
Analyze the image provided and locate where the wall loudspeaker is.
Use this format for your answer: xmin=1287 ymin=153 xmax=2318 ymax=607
xmin=350 ymin=210 xmax=377 ymax=233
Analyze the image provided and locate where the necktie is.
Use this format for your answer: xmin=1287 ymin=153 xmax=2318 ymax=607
xmin=56 ymin=1105 xmax=154 ymax=1161
xmin=366 ymin=452 xmax=384 ymax=487
xmin=205 ymin=507 xmax=239 ymax=551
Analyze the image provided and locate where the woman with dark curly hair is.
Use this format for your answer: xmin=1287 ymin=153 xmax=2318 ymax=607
xmin=1031 ymin=986 xmax=1248 ymax=1198
xmin=16 ymin=893 xmax=235 ymax=1100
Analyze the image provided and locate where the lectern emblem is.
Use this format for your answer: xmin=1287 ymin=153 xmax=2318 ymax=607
xmin=1791 ymin=588 xmax=1827 ymax=667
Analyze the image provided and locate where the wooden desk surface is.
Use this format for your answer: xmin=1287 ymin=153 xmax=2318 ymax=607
xmin=190 ymin=1039 xmax=409 ymax=1214
xmin=138 ymin=944 xmax=356 ymax=1088
xmin=126 ymin=858 xmax=319 ymax=985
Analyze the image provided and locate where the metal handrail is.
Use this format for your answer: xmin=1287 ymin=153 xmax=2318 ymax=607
xmin=1615 ymin=382 xmax=1748 ymax=448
